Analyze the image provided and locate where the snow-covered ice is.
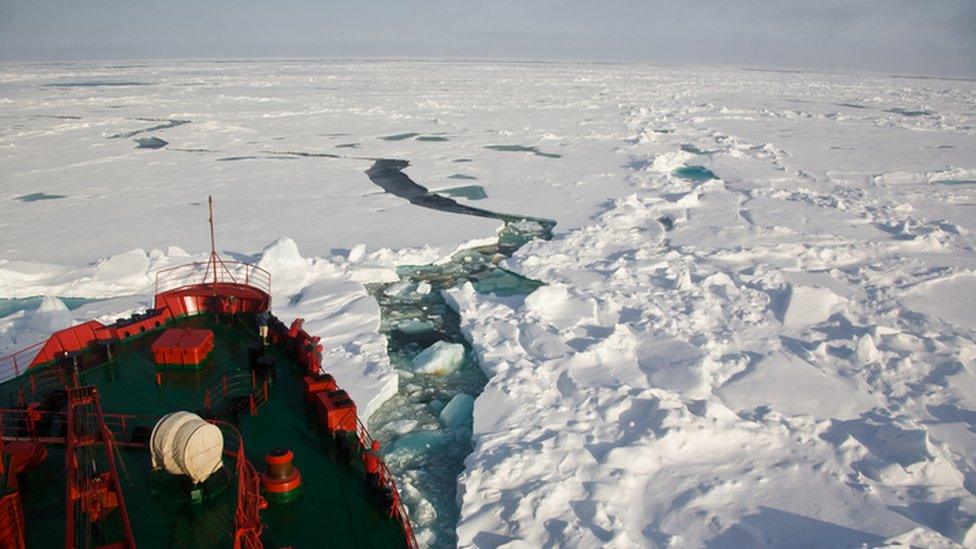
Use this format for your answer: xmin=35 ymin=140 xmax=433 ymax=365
xmin=3 ymin=59 xmax=976 ymax=547
xmin=413 ymin=341 xmax=466 ymax=376
xmin=442 ymin=65 xmax=976 ymax=545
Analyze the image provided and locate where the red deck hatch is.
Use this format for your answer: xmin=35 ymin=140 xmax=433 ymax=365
xmin=150 ymin=328 xmax=214 ymax=366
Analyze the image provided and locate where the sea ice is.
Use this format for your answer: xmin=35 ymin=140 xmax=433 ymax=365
xmin=524 ymin=284 xmax=596 ymax=329
xmin=3 ymin=59 xmax=975 ymax=548
xmin=780 ymin=284 xmax=845 ymax=328
xmin=438 ymin=393 xmax=474 ymax=429
xmin=636 ymin=338 xmax=706 ymax=392
xmin=412 ymin=341 xmax=465 ymax=376
xmin=902 ymin=275 xmax=976 ymax=330
xmin=390 ymin=431 xmax=449 ymax=460
xmin=258 ymin=236 xmax=306 ymax=268
xmin=717 ymin=351 xmax=876 ymax=419
xmin=396 ymin=319 xmax=437 ymax=335
xmin=26 ymin=296 xmax=71 ymax=334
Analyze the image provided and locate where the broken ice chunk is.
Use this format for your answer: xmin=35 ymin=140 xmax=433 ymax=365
xmin=390 ymin=431 xmax=449 ymax=460
xmin=780 ymin=284 xmax=845 ymax=328
xmin=397 ymin=319 xmax=437 ymax=335
xmin=412 ymin=341 xmax=465 ymax=375
xmin=384 ymin=281 xmax=413 ymax=296
xmin=27 ymin=296 xmax=71 ymax=334
xmin=438 ymin=393 xmax=474 ymax=429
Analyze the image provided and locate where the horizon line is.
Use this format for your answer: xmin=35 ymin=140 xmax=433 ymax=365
xmin=1 ymin=54 xmax=973 ymax=83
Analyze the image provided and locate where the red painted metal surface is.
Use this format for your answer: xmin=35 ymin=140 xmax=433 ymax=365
xmin=202 ymin=371 xmax=270 ymax=418
xmin=154 ymin=282 xmax=270 ymax=318
xmin=288 ymin=319 xmax=323 ymax=375
xmin=274 ymin=316 xmax=418 ymax=549
xmin=4 ymin=259 xmax=270 ymax=376
xmin=222 ymin=423 xmax=265 ymax=549
xmin=1 ymin=312 xmax=170 ymax=373
xmin=154 ymin=261 xmax=271 ymax=306
xmin=29 ymin=320 xmax=109 ymax=368
xmin=0 ymin=342 xmax=44 ymax=385
xmin=0 ymin=410 xmax=27 ymax=549
xmin=64 ymin=386 xmax=135 ymax=549
xmin=314 ymin=390 xmax=358 ymax=432
xmin=352 ymin=416 xmax=419 ymax=549
xmin=4 ymin=442 xmax=47 ymax=483
xmin=260 ymin=450 xmax=302 ymax=495
xmin=302 ymin=374 xmax=337 ymax=404
xmin=114 ymin=310 xmax=169 ymax=341
xmin=150 ymin=329 xmax=183 ymax=365
xmin=0 ymin=491 xmax=26 ymax=549
xmin=150 ymin=328 xmax=214 ymax=366
xmin=0 ymin=261 xmax=417 ymax=549
xmin=0 ymin=407 xmax=267 ymax=549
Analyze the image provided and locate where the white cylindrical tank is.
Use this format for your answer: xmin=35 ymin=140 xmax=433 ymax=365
xmin=150 ymin=411 xmax=224 ymax=484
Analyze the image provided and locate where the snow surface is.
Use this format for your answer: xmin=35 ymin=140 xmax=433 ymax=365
xmin=3 ymin=60 xmax=976 ymax=547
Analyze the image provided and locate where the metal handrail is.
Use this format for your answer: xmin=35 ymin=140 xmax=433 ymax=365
xmin=0 ymin=261 xmax=271 ymax=387
xmin=0 ymin=342 xmax=44 ymax=385
xmin=355 ymin=417 xmax=420 ymax=549
xmin=0 ymin=408 xmax=266 ymax=549
xmin=211 ymin=420 xmax=265 ymax=549
xmin=203 ymin=371 xmax=270 ymax=417
xmin=0 ymin=407 xmax=412 ymax=548
xmin=154 ymin=261 xmax=272 ymax=298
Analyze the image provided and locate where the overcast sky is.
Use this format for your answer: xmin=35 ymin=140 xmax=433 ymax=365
xmin=1 ymin=0 xmax=973 ymax=77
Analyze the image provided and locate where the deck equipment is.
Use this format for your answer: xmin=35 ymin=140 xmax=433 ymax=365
xmin=0 ymin=198 xmax=418 ymax=548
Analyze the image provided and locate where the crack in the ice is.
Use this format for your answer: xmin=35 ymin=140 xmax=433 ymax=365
xmin=364 ymin=158 xmax=554 ymax=547
xmin=109 ymin=118 xmax=191 ymax=139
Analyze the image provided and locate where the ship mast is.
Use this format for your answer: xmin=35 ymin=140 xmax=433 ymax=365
xmin=208 ymin=196 xmax=219 ymax=294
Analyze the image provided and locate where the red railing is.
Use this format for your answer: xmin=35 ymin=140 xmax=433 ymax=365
xmin=64 ymin=386 xmax=136 ymax=549
xmin=2 ymin=408 xmax=134 ymax=447
xmin=0 ymin=343 xmax=44 ymax=385
xmin=354 ymin=418 xmax=419 ymax=549
xmin=4 ymin=412 xmax=410 ymax=546
xmin=0 ymin=399 xmax=414 ymax=548
xmin=154 ymin=261 xmax=272 ymax=298
xmin=277 ymin=315 xmax=418 ymax=548
xmin=0 ymin=408 xmax=266 ymax=549
xmin=216 ymin=421 xmax=265 ymax=549
xmin=203 ymin=371 xmax=270 ymax=418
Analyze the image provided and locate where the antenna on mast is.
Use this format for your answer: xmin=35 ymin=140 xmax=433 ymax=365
xmin=208 ymin=196 xmax=219 ymax=292
xmin=208 ymin=196 xmax=217 ymax=258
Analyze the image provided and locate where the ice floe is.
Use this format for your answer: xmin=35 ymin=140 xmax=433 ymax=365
xmin=412 ymin=341 xmax=465 ymax=376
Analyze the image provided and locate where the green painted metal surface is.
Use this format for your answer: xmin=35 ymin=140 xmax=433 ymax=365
xmin=0 ymin=315 xmax=408 ymax=548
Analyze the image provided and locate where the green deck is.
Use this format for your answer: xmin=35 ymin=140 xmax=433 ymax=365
xmin=0 ymin=315 xmax=408 ymax=549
